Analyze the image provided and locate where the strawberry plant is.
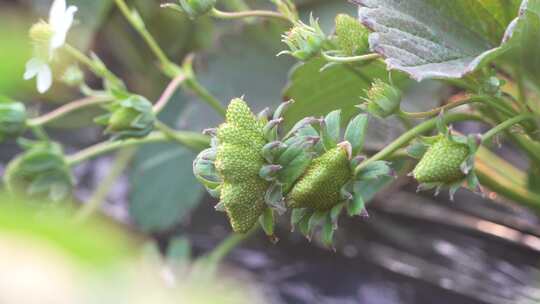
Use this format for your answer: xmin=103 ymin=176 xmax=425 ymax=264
xmin=1 ymin=0 xmax=540 ymax=278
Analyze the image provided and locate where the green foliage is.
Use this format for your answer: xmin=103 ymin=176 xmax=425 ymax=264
xmin=130 ymin=144 xmax=203 ymax=232
xmin=355 ymin=0 xmax=525 ymax=81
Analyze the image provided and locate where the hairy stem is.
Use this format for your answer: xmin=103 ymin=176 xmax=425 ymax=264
xmin=67 ymin=131 xmax=209 ymax=166
xmin=27 ymin=96 xmax=111 ymax=127
xmin=322 ymin=52 xmax=380 ymax=63
xmin=481 ymin=114 xmax=535 ymax=144
xmin=114 ymin=0 xmax=181 ymax=77
xmin=399 ymin=96 xmax=478 ymax=119
xmin=200 ymin=226 xmax=259 ymax=274
xmin=211 ymin=8 xmax=290 ymax=22
xmin=153 ymin=74 xmax=187 ymax=114
xmin=74 ymin=148 xmax=136 ymax=222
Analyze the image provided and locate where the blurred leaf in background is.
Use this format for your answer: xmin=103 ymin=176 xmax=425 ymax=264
xmin=0 ymin=12 xmax=31 ymax=96
xmin=0 ymin=193 xmax=264 ymax=304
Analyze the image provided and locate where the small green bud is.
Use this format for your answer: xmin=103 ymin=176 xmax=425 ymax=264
xmin=413 ymin=136 xmax=469 ymax=184
xmin=95 ymin=95 xmax=155 ymax=140
xmin=334 ymin=14 xmax=369 ymax=56
xmin=4 ymin=142 xmax=74 ymax=202
xmin=360 ymin=79 xmax=402 ymax=118
xmin=280 ymin=15 xmax=326 ymax=61
xmin=178 ymin=0 xmax=216 ymax=18
xmin=287 ymin=143 xmax=352 ymax=211
xmin=0 ymin=97 xmax=27 ymax=142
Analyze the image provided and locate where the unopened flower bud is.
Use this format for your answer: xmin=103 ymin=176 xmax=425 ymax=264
xmin=0 ymin=97 xmax=27 ymax=142
xmin=95 ymin=95 xmax=155 ymax=140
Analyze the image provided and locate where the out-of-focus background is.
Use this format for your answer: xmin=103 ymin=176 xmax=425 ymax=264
xmin=1 ymin=0 xmax=540 ymax=303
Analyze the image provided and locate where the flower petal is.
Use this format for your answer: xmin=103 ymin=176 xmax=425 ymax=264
xmin=23 ymin=58 xmax=45 ymax=80
xmin=49 ymin=0 xmax=66 ymax=29
xmin=50 ymin=5 xmax=77 ymax=52
xmin=36 ymin=64 xmax=53 ymax=93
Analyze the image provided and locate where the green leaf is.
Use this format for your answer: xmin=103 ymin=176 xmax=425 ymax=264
xmin=283 ymin=58 xmax=390 ymax=130
xmin=355 ymin=0 xmax=525 ymax=81
xmin=510 ymin=0 xmax=540 ymax=88
xmin=129 ymin=144 xmax=203 ymax=232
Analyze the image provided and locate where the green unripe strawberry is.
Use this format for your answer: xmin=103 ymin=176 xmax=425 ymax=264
xmin=221 ymin=181 xmax=267 ymax=233
xmin=214 ymin=99 xmax=270 ymax=233
xmin=413 ymin=136 xmax=469 ymax=184
xmin=215 ymin=143 xmax=263 ymax=183
xmin=287 ymin=145 xmax=352 ymax=211
xmin=335 ymin=14 xmax=369 ymax=56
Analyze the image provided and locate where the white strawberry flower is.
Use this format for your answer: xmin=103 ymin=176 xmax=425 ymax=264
xmin=24 ymin=0 xmax=78 ymax=93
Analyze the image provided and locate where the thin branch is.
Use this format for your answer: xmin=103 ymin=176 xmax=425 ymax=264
xmin=27 ymin=96 xmax=111 ymax=127
xmin=153 ymin=74 xmax=187 ymax=114
xmin=211 ymin=8 xmax=290 ymax=22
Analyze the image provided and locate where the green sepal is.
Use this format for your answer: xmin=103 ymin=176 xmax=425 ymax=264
xmin=344 ymin=114 xmax=368 ymax=156
xmin=192 ymin=148 xmax=221 ymax=189
xmin=262 ymin=141 xmax=287 ymax=163
xmin=284 ymin=116 xmax=320 ymax=140
xmin=259 ymin=208 xmax=276 ymax=239
xmin=355 ymin=160 xmax=391 ymax=180
xmin=273 ymin=99 xmax=294 ymax=120
xmin=347 ymin=192 xmax=365 ymax=217
xmin=321 ymin=216 xmax=335 ymax=249
xmin=298 ymin=210 xmax=312 ymax=239
xmin=307 ymin=210 xmax=326 ymax=237
xmin=264 ymin=183 xmax=286 ymax=214
xmin=320 ymin=110 xmax=341 ymax=151
xmin=214 ymin=201 xmax=225 ymax=212
xmin=259 ymin=164 xmax=282 ymax=181
xmin=291 ymin=208 xmax=308 ymax=231
xmin=330 ymin=203 xmax=344 ymax=228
